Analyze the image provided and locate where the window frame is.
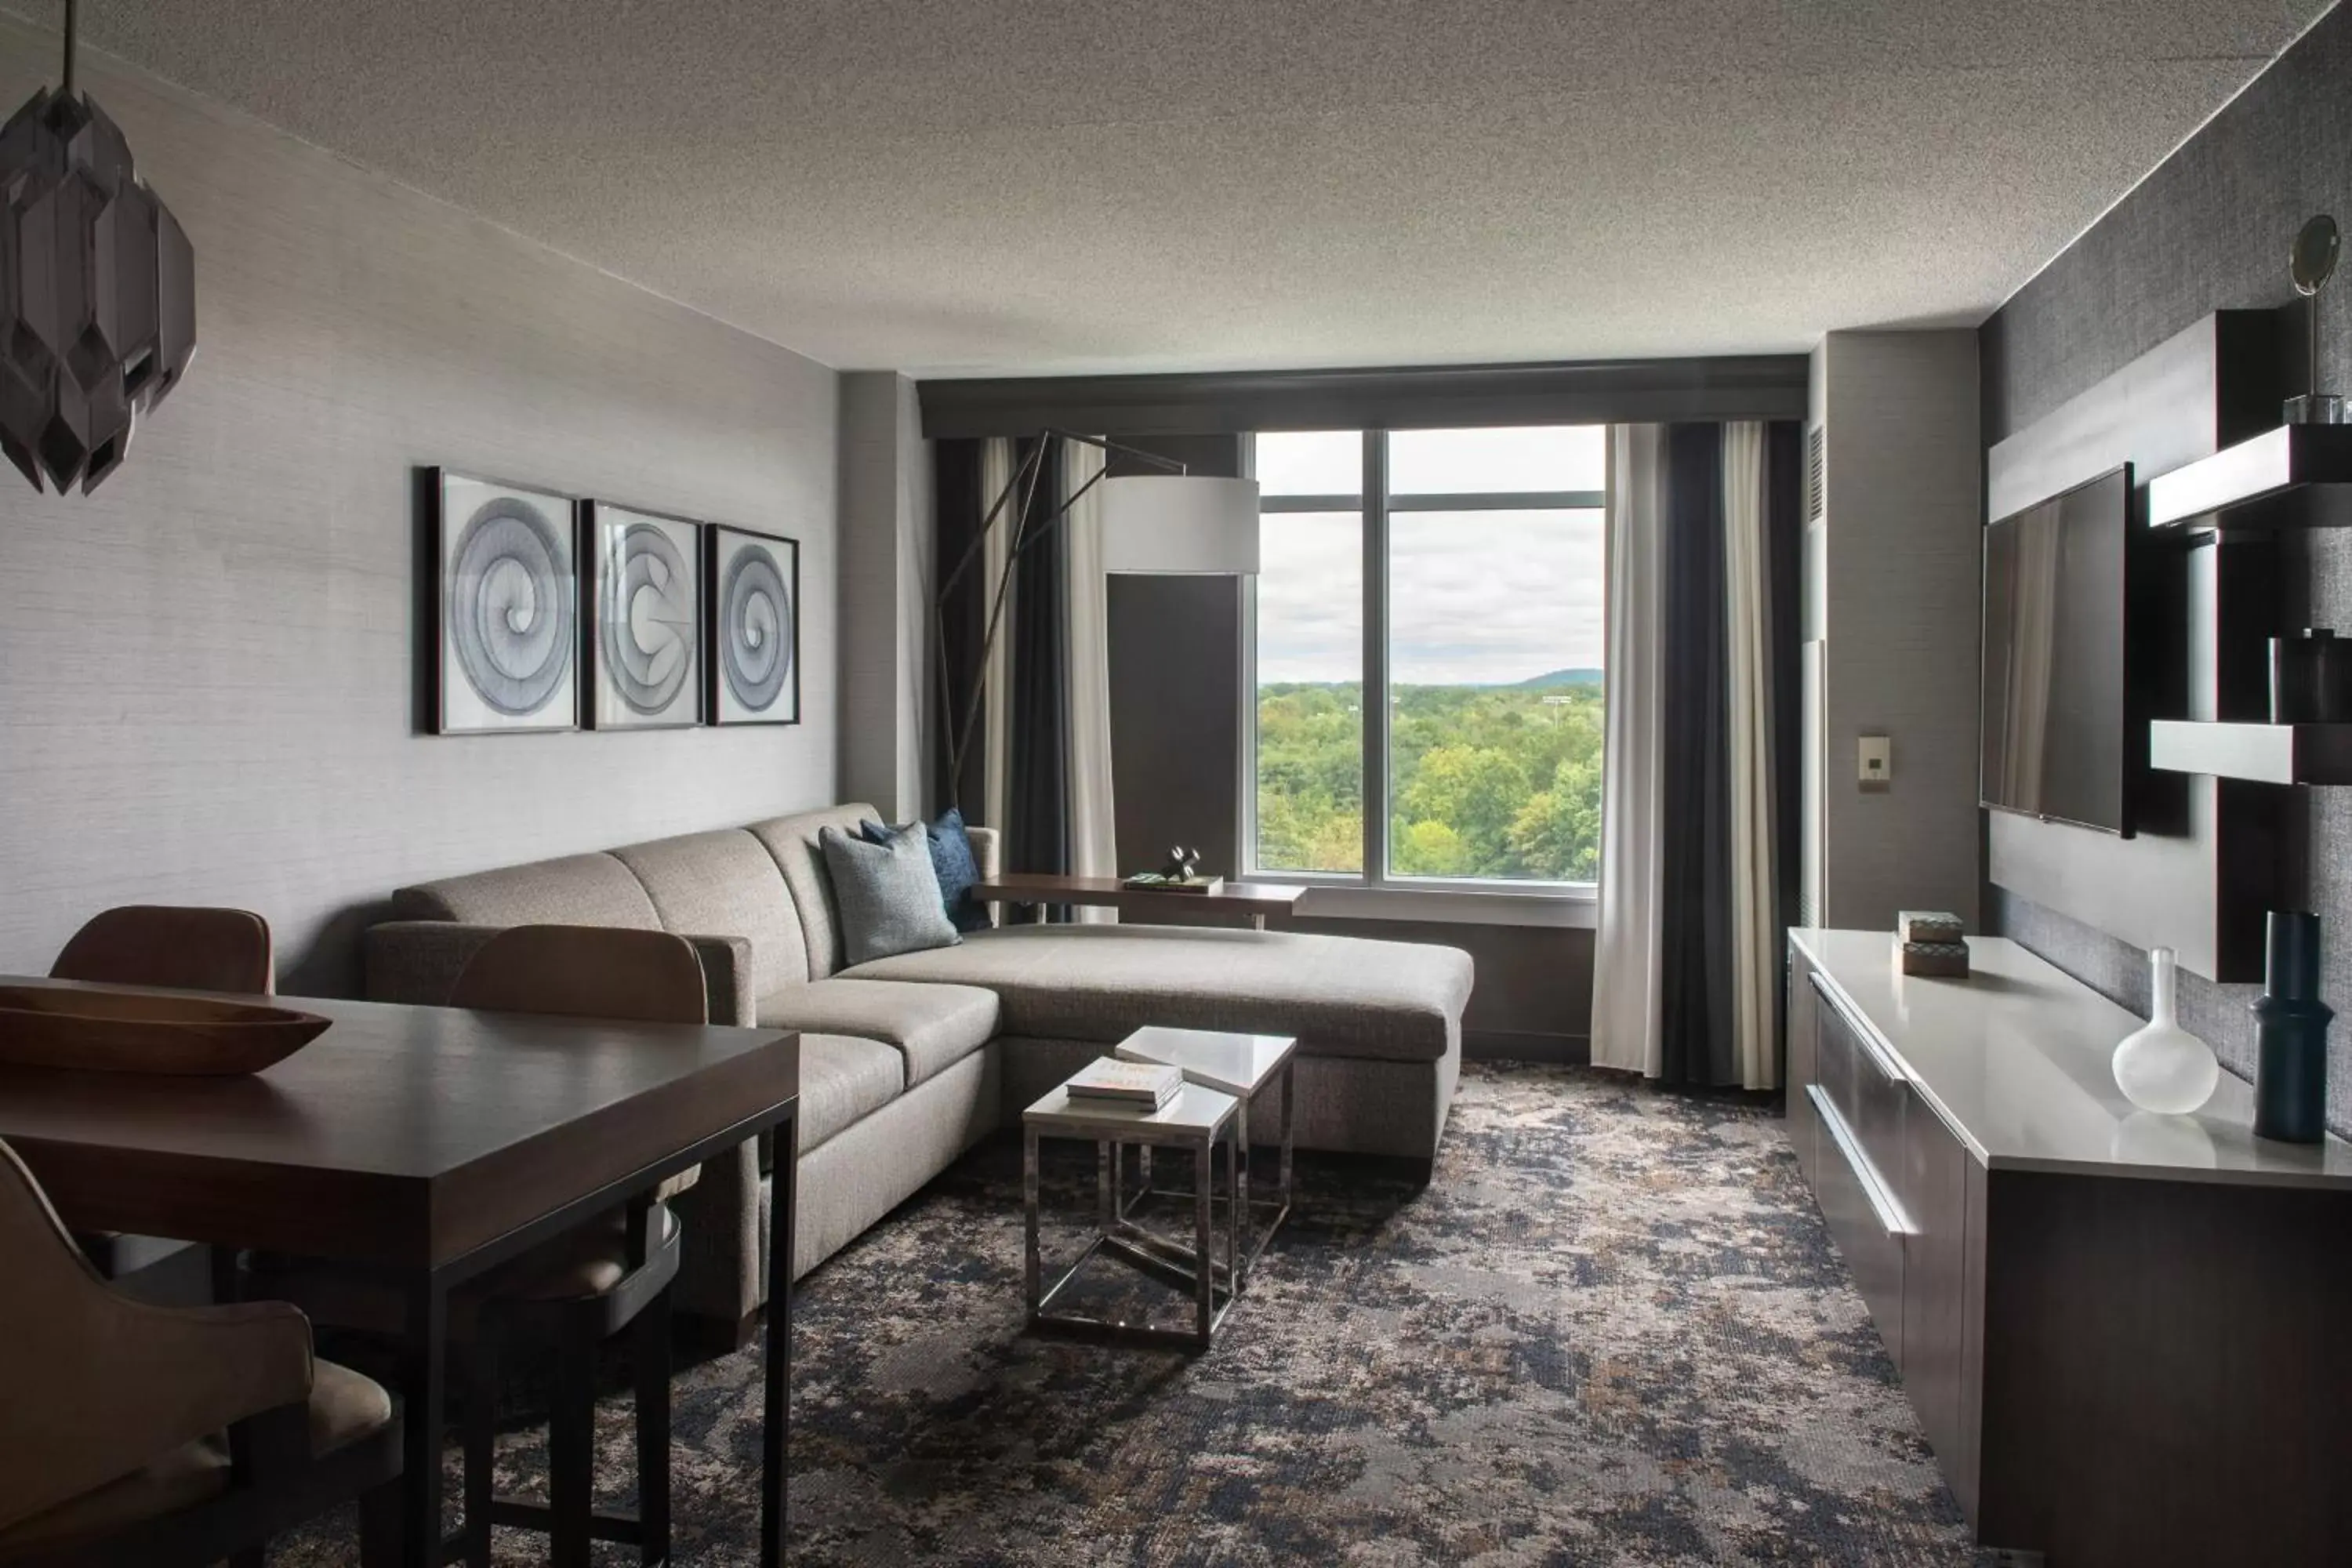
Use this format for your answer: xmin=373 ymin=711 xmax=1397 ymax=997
xmin=1243 ymin=427 xmax=1608 ymax=903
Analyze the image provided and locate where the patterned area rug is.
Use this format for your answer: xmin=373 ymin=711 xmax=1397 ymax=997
xmin=281 ymin=1063 xmax=1976 ymax=1565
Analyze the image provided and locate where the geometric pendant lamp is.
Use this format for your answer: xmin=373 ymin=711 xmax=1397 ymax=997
xmin=0 ymin=1 xmax=194 ymax=493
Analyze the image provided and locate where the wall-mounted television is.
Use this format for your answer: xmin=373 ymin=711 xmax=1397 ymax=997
xmin=1980 ymin=464 xmax=2134 ymax=836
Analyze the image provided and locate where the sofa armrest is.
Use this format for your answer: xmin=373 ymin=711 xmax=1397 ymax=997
xmin=963 ymin=824 xmax=1003 ymax=927
xmin=964 ymin=824 xmax=1001 ymax=882
xmin=679 ymin=933 xmax=756 ymax=1027
xmin=363 ymin=920 xmax=499 ymax=1005
xmin=671 ymin=1134 xmax=765 ymax=1328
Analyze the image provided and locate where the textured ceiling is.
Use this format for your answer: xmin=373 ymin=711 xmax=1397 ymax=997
xmin=38 ymin=0 xmax=2333 ymax=375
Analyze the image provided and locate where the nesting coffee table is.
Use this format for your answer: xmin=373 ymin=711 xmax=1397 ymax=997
xmin=1022 ymin=1026 xmax=1298 ymax=1351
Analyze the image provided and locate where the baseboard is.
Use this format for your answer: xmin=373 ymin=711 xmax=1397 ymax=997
xmin=1463 ymin=1029 xmax=1588 ymax=1064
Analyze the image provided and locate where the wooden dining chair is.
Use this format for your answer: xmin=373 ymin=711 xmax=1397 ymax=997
xmin=448 ymin=925 xmax=709 ymax=1568
xmin=252 ymin=924 xmax=704 ymax=1566
xmin=49 ymin=906 xmax=275 ymax=996
xmin=48 ymin=906 xmax=276 ymax=1298
xmin=0 ymin=1138 xmax=402 ymax=1566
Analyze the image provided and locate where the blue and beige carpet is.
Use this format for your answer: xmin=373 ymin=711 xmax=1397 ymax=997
xmin=286 ymin=1063 xmax=1976 ymax=1564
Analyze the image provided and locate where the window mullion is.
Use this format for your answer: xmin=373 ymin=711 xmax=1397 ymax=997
xmin=1362 ymin=429 xmax=1388 ymax=888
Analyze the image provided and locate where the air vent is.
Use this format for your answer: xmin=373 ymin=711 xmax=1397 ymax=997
xmin=1806 ymin=425 xmax=1826 ymax=521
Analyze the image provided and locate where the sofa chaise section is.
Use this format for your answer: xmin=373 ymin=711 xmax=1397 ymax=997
xmin=843 ymin=924 xmax=1471 ymax=1159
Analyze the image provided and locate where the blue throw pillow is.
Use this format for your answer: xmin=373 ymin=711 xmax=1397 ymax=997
xmin=860 ymin=806 xmax=990 ymax=932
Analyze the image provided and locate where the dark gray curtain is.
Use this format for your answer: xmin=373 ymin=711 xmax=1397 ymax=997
xmin=931 ymin=436 xmax=1074 ymax=920
xmin=932 ymin=439 xmax=987 ymax=814
xmin=1654 ymin=420 xmax=1803 ymax=1089
xmin=1007 ymin=436 xmax=1072 ymax=879
xmin=1657 ymin=423 xmax=1734 ymax=1087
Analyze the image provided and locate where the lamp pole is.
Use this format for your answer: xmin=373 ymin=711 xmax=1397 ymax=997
xmin=934 ymin=432 xmax=1185 ymax=811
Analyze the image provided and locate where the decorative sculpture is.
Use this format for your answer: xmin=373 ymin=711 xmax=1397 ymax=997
xmin=0 ymin=0 xmax=195 ymax=494
xmin=2252 ymin=911 xmax=2332 ymax=1144
xmin=2284 ymin=214 xmax=2342 ymax=425
xmin=2111 ymin=946 xmax=2219 ymax=1116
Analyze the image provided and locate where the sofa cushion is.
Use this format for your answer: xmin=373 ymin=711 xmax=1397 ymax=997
xmin=821 ymin=824 xmax=960 ymax=967
xmin=757 ymin=978 xmax=998 ymax=1087
xmin=392 ymin=851 xmax=662 ymax=930
xmin=860 ymin=806 xmax=990 ymax=933
xmin=747 ymin=804 xmax=880 ymax=978
xmin=612 ymin=829 xmax=811 ymax=994
xmin=841 ymin=924 xmax=1472 ymax=1063
xmin=796 ymin=1034 xmax=905 ymax=1154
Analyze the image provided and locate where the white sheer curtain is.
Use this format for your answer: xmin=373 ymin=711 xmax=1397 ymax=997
xmin=979 ymin=439 xmax=1014 ymax=842
xmin=1722 ymin=422 xmax=1779 ymax=1090
xmin=1063 ymin=438 xmax=1119 ymax=920
xmin=1592 ymin=424 xmax=1665 ymax=1076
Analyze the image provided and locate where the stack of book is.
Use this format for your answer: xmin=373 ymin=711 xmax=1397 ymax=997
xmin=1120 ymin=872 xmax=1224 ymax=895
xmin=1065 ymin=1058 xmax=1183 ymax=1112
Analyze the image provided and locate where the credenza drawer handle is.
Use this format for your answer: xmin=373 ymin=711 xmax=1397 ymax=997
xmin=1811 ymin=975 xmax=1907 ymax=1084
xmin=1808 ymin=1083 xmax=1915 ymax=1238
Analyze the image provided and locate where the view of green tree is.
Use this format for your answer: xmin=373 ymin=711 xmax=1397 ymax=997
xmin=1255 ymin=680 xmax=1604 ymax=881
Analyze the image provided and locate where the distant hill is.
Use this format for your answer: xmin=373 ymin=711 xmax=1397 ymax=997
xmin=1512 ymin=667 xmax=1603 ymax=688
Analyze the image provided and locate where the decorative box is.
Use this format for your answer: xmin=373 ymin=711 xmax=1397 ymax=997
xmin=1897 ymin=909 xmax=1965 ymax=946
xmin=1896 ymin=938 xmax=1971 ymax=978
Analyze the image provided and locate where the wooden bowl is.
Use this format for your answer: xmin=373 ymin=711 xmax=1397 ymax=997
xmin=0 ymin=985 xmax=332 ymax=1075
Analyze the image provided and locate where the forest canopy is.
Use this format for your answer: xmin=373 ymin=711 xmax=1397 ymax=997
xmin=1254 ymin=678 xmax=1604 ymax=882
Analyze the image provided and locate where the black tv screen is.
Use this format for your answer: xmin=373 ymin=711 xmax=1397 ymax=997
xmin=1980 ymin=465 xmax=2132 ymax=835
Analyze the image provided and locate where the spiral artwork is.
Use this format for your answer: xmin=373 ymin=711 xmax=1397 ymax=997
xmin=448 ymin=494 xmax=574 ymax=718
xmin=597 ymin=517 xmax=697 ymax=720
xmin=718 ymin=537 xmax=794 ymax=717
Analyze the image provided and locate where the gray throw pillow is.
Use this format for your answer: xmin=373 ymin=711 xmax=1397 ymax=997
xmin=820 ymin=822 xmax=961 ymax=967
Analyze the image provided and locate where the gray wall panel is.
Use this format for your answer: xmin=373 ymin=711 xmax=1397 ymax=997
xmin=0 ymin=22 xmax=840 ymax=995
xmin=1814 ymin=330 xmax=1985 ymax=933
xmin=839 ymin=372 xmax=931 ymax=822
xmin=1979 ymin=0 xmax=2352 ymax=1134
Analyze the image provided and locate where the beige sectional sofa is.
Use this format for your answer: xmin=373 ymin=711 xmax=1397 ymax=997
xmin=365 ymin=804 xmax=1473 ymax=1346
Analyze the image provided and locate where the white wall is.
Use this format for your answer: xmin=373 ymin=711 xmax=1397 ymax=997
xmin=0 ymin=18 xmax=840 ymax=993
xmin=837 ymin=372 xmax=931 ymax=822
xmin=1809 ymin=329 xmax=1984 ymax=931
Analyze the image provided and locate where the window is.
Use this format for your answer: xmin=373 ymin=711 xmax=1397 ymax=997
xmin=1250 ymin=426 xmax=1606 ymax=889
xmin=1252 ymin=433 xmax=1363 ymax=873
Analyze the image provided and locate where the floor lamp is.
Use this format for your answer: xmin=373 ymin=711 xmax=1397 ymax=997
xmin=935 ymin=431 xmax=1260 ymax=815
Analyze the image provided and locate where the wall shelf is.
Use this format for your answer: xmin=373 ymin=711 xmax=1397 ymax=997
xmin=2147 ymin=423 xmax=2352 ymax=529
xmin=2149 ymin=719 xmax=2352 ymax=784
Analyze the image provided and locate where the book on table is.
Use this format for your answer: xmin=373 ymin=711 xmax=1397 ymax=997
xmin=1065 ymin=1058 xmax=1183 ymax=1109
xmin=1120 ymin=873 xmax=1225 ymax=895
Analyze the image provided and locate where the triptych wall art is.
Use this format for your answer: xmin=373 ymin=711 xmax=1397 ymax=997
xmin=432 ymin=467 xmax=800 ymax=735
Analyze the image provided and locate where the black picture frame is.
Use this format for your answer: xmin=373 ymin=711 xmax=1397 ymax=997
xmin=581 ymin=499 xmax=706 ymax=731
xmin=704 ymin=523 xmax=801 ymax=727
xmin=430 ymin=466 xmax=582 ymax=736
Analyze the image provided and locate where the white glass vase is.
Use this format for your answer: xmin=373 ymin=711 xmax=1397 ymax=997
xmin=2111 ymin=946 xmax=2220 ymax=1115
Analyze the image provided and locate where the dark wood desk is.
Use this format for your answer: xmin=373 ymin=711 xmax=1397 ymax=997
xmin=0 ymin=977 xmax=800 ymax=1568
xmin=975 ymin=874 xmax=1308 ymax=930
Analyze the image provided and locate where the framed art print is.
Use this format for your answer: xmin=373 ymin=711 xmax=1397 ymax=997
xmin=434 ymin=469 xmax=579 ymax=735
xmin=583 ymin=501 xmax=702 ymax=729
xmin=706 ymin=524 xmax=800 ymax=726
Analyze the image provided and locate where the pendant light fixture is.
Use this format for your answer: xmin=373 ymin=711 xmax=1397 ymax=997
xmin=0 ymin=0 xmax=194 ymax=493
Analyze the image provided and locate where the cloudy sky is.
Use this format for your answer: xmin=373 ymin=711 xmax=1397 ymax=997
xmin=1257 ymin=428 xmax=1606 ymax=686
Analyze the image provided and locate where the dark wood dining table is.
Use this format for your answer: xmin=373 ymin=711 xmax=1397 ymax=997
xmin=0 ymin=976 xmax=801 ymax=1568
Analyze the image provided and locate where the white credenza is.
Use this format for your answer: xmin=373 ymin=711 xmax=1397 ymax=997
xmin=1788 ymin=929 xmax=2352 ymax=1566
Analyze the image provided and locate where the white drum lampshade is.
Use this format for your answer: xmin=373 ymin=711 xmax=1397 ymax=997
xmin=1098 ymin=474 xmax=1261 ymax=575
